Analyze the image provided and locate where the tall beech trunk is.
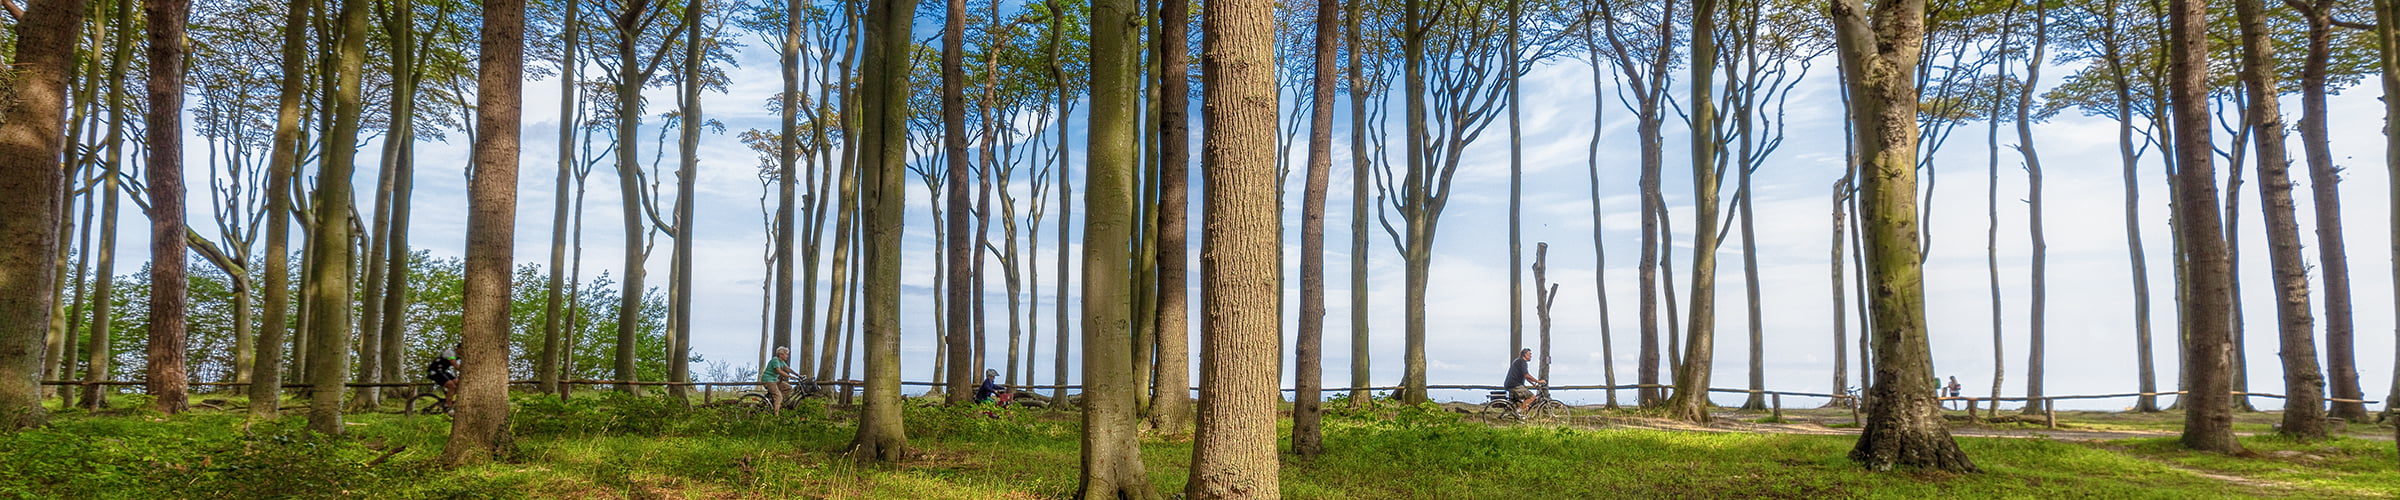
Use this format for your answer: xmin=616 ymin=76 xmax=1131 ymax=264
xmin=1186 ymin=0 xmax=1279 ymax=491
xmin=1078 ymin=0 xmax=1160 ymax=493
xmin=86 ymin=23 xmax=131 ymax=407
xmin=144 ymin=0 xmax=195 ymax=415
xmin=1345 ymin=0 xmax=1371 ymax=405
xmin=1579 ymin=23 xmax=1619 ymax=409
xmin=771 ymin=0 xmax=800 ymax=365
xmin=1506 ymin=0 xmax=1525 ymax=364
xmin=1830 ymin=0 xmax=1977 ymax=472
xmin=1666 ymin=0 xmax=1723 ymax=424
xmin=666 ymin=0 xmax=702 ymax=400
xmin=310 ymin=0 xmax=372 ymax=434
xmin=1983 ymin=13 xmax=2011 ymax=415
xmin=2233 ymin=0 xmax=2326 ymax=440
xmin=940 ymin=0 xmax=975 ymax=405
xmin=2294 ymin=0 xmax=2366 ymax=423
xmin=0 ymin=0 xmax=86 ymax=430
xmin=2016 ymin=3 xmax=2049 ymax=413
xmin=445 ymin=0 xmax=524 ymax=463
xmin=252 ymin=0 xmax=313 ymax=417
xmin=1149 ymin=0 xmax=1192 ymax=436
xmin=1292 ymin=0 xmax=1338 ymax=458
xmin=540 ymin=0 xmax=580 ymax=396
xmin=2098 ymin=0 xmax=2158 ymax=413
xmin=848 ymin=0 xmax=913 ymax=462
xmin=2373 ymin=0 xmax=2400 ymax=426
xmin=2166 ymin=0 xmax=2241 ymax=454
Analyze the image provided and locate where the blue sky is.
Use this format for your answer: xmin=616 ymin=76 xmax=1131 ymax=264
xmin=119 ymin=15 xmax=2399 ymax=412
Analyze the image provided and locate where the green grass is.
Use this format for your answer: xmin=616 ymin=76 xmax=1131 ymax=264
xmin=4 ymin=395 xmax=2392 ymax=499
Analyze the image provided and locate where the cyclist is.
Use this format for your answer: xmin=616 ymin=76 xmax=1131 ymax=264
xmin=425 ymin=343 xmax=461 ymax=398
xmin=762 ymin=347 xmax=804 ymax=413
xmin=975 ymin=369 xmax=1010 ymax=406
xmin=1504 ymin=348 xmax=1545 ymax=412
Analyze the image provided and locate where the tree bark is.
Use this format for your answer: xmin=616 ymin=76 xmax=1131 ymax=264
xmin=1293 ymin=0 xmax=1338 ymax=458
xmin=2233 ymin=0 xmax=2327 ymax=440
xmin=1506 ymin=0 xmax=1525 ymax=367
xmin=2373 ymin=0 xmax=2400 ymax=427
xmin=540 ymin=0 xmax=580 ymax=396
xmin=2166 ymin=0 xmax=2241 ymax=454
xmin=252 ymin=0 xmax=314 ymax=418
xmin=1345 ymin=0 xmax=1371 ymax=406
xmin=848 ymin=0 xmax=913 ymax=462
xmin=1187 ymin=0 xmax=1279 ymax=491
xmin=1664 ymin=0 xmax=1723 ymax=423
xmin=772 ymin=0 xmax=801 ymax=368
xmin=144 ymin=0 xmax=195 ymax=416
xmin=310 ymin=0 xmax=372 ymax=434
xmin=665 ymin=0 xmax=703 ymax=401
xmin=941 ymin=0 xmax=975 ymax=406
xmin=1149 ymin=0 xmax=1193 ymax=436
xmin=2294 ymin=0 xmax=2366 ymax=423
xmin=1079 ymin=0 xmax=1159 ymax=493
xmin=1830 ymin=0 xmax=1977 ymax=472
xmin=2016 ymin=3 xmax=2049 ymax=414
xmin=1983 ymin=10 xmax=2012 ymax=416
xmin=0 ymin=0 xmax=85 ymax=430
xmin=445 ymin=0 xmax=524 ymax=463
xmin=2098 ymin=0 xmax=2157 ymax=413
xmin=1578 ymin=22 xmax=1618 ymax=409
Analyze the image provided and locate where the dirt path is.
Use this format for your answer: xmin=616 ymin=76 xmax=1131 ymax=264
xmin=1458 ymin=405 xmax=2396 ymax=443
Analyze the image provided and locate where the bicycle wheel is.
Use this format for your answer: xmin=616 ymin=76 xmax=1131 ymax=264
xmin=1532 ymin=400 xmax=1569 ymax=421
xmin=407 ymin=393 xmax=447 ymax=416
xmin=735 ymin=393 xmax=772 ymax=418
xmin=1483 ymin=400 xmax=1521 ymax=421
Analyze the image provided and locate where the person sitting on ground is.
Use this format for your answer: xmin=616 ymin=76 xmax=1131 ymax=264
xmin=426 ymin=344 xmax=462 ymax=397
xmin=763 ymin=347 xmax=803 ymax=413
xmin=975 ymin=369 xmax=1010 ymax=406
xmin=1504 ymin=348 xmax=1545 ymax=412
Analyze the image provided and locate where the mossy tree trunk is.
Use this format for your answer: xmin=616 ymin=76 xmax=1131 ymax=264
xmin=0 ymin=0 xmax=86 ymax=431
xmin=848 ymin=0 xmax=914 ymax=462
xmin=1830 ymin=0 xmax=1977 ymax=472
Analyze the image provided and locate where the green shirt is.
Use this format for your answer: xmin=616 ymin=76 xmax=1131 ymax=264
xmin=762 ymin=358 xmax=789 ymax=383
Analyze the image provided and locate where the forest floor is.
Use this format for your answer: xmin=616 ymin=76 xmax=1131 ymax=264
xmin=3 ymin=392 xmax=2394 ymax=499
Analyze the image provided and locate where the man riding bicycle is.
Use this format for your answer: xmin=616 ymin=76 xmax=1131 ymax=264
xmin=1504 ymin=348 xmax=1545 ymax=412
xmin=425 ymin=343 xmax=461 ymax=398
xmin=762 ymin=347 xmax=804 ymax=414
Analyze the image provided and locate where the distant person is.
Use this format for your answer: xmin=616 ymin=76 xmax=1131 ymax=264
xmin=1504 ymin=348 xmax=1545 ymax=412
xmin=976 ymin=369 xmax=1010 ymax=406
xmin=762 ymin=347 xmax=803 ymax=413
xmin=425 ymin=343 xmax=461 ymax=397
xmin=1944 ymin=376 xmax=1963 ymax=410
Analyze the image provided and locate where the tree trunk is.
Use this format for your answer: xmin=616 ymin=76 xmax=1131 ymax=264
xmin=1292 ymin=0 xmax=1337 ymax=458
xmin=1079 ymin=0 xmax=1159 ymax=493
xmin=310 ymin=0 xmax=372 ymax=434
xmin=1830 ymin=181 xmax=1849 ymax=407
xmin=666 ymin=0 xmax=703 ymax=401
xmin=1636 ymin=99 xmax=1663 ymax=406
xmin=87 ymin=25 xmax=132 ymax=407
xmin=1186 ymin=0 xmax=1279 ymax=491
xmin=1345 ymin=0 xmax=1371 ymax=406
xmin=611 ymin=2 xmax=651 ymax=393
xmin=2294 ymin=0 xmax=2366 ymax=423
xmin=2097 ymin=0 xmax=2158 ymax=413
xmin=540 ymin=0 xmax=580 ymax=396
xmin=1666 ymin=0 xmax=1723 ymax=424
xmin=253 ymin=0 xmax=313 ymax=418
xmin=1579 ymin=25 xmax=1618 ymax=409
xmin=376 ymin=11 xmax=422 ymax=404
xmin=940 ymin=0 xmax=975 ymax=406
xmin=1506 ymin=0 xmax=1525 ymax=366
xmin=2165 ymin=0 xmax=2241 ymax=453
xmin=144 ymin=0 xmax=195 ymax=416
xmin=1052 ymin=0 xmax=1074 ymax=399
xmin=1536 ymin=244 xmax=1557 ymax=385
xmin=0 ymin=0 xmax=85 ymax=430
xmin=1983 ymin=12 xmax=2012 ymax=416
xmin=772 ymin=0 xmax=801 ymax=367
xmin=1149 ymin=0 xmax=1193 ymax=436
xmin=1830 ymin=0 xmax=1977 ymax=472
xmin=848 ymin=0 xmax=913 ymax=462
xmin=446 ymin=0 xmax=525 ymax=462
xmin=2233 ymin=0 xmax=2327 ymax=440
xmin=2373 ymin=0 xmax=2400 ymax=427
xmin=2016 ymin=4 xmax=2049 ymax=414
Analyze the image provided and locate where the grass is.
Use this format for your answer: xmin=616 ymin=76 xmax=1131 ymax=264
xmin=3 ymin=394 xmax=2392 ymax=499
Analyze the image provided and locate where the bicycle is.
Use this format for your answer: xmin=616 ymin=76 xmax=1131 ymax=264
xmin=734 ymin=376 xmax=821 ymax=418
xmin=406 ymin=390 xmax=453 ymax=416
xmin=1484 ymin=386 xmax=1568 ymax=422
